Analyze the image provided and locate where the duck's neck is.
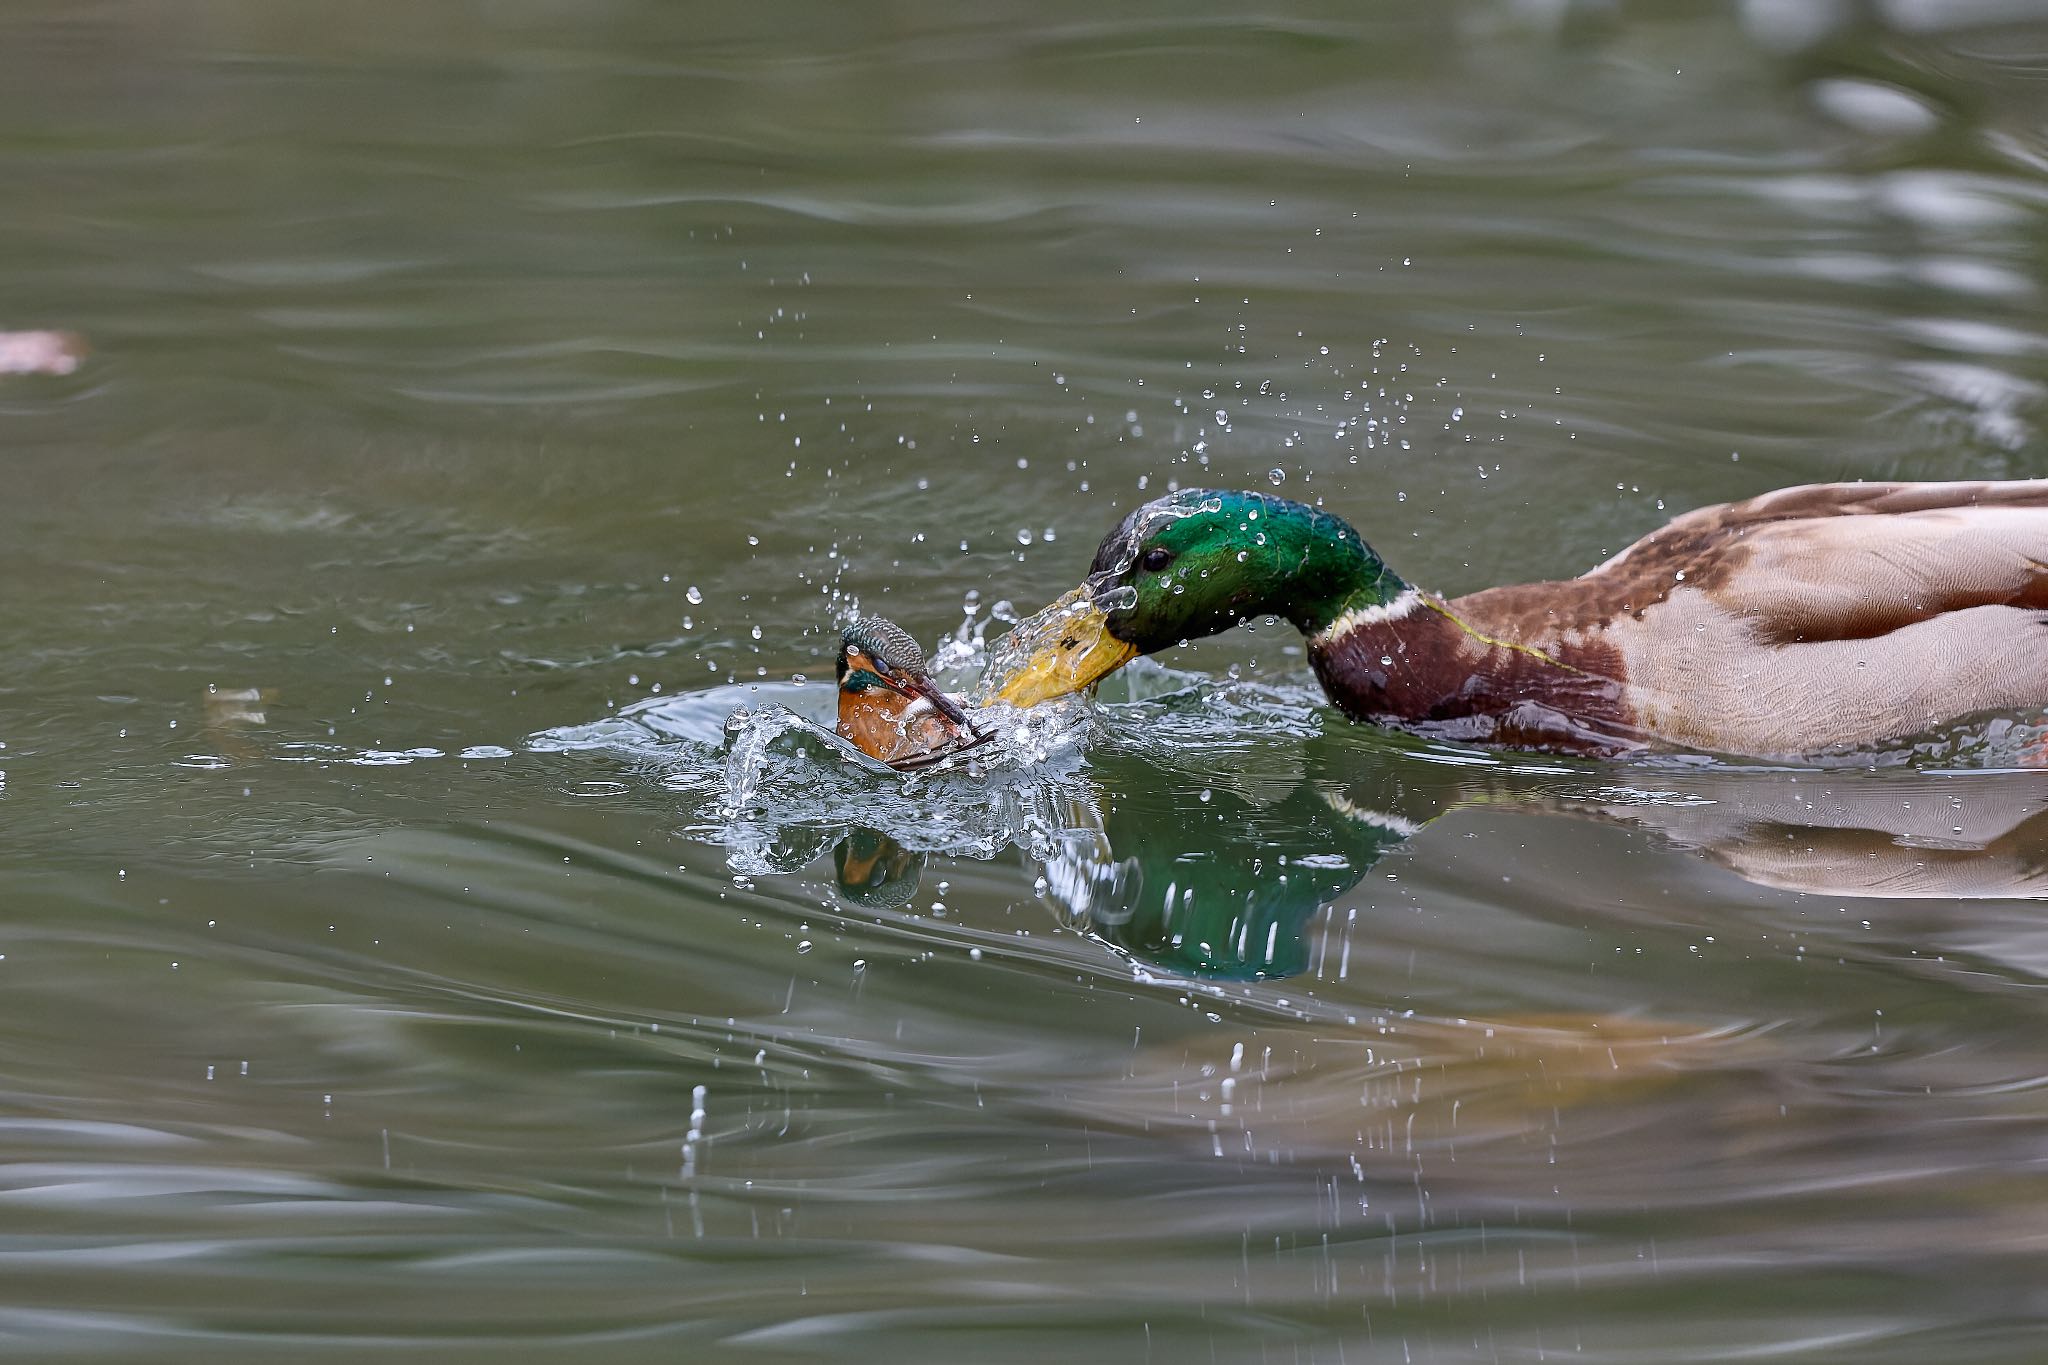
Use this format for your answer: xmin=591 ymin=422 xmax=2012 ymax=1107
xmin=1255 ymin=504 xmax=1412 ymax=635
xmin=1303 ymin=585 xmax=1500 ymax=729
xmin=1298 ymin=563 xmax=1638 ymax=751
xmin=1298 ymin=578 xmax=1427 ymax=643
xmin=1262 ymin=515 xmax=1476 ymax=718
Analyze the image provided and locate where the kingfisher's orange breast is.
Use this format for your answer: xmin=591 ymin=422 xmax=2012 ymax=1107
xmin=837 ymin=688 xmax=973 ymax=767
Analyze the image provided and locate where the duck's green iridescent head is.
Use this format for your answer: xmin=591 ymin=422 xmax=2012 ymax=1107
xmin=989 ymin=489 xmax=1404 ymax=707
xmin=1086 ymin=489 xmax=1401 ymax=642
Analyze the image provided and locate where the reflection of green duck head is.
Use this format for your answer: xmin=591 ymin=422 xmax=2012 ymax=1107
xmin=833 ymin=828 xmax=924 ymax=910
xmin=1043 ymin=766 xmax=1429 ymax=981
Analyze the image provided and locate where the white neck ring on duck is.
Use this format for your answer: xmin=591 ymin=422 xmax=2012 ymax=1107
xmin=1307 ymin=588 xmax=1424 ymax=647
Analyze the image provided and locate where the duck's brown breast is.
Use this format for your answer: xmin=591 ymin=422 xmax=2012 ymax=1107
xmin=1308 ymin=594 xmax=1639 ymax=753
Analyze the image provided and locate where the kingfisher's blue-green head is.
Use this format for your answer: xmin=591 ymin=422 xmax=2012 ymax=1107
xmin=989 ymin=489 xmax=1405 ymax=706
xmin=836 ymin=617 xmax=931 ymax=697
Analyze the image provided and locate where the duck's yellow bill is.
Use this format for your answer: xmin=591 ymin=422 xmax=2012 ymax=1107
xmin=976 ymin=584 xmax=1140 ymax=708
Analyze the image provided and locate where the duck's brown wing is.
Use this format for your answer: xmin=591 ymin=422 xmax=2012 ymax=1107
xmin=1712 ymin=501 xmax=2048 ymax=643
xmin=1455 ymin=479 xmax=2048 ymax=647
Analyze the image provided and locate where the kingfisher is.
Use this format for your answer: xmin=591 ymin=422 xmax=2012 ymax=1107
xmin=835 ymin=617 xmax=989 ymax=769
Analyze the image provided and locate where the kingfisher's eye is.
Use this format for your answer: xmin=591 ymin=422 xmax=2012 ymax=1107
xmin=1139 ymin=547 xmax=1173 ymax=573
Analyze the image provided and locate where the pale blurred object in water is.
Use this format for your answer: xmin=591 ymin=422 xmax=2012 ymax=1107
xmin=203 ymin=684 xmax=275 ymax=765
xmin=204 ymin=685 xmax=272 ymax=729
xmin=0 ymin=329 xmax=84 ymax=375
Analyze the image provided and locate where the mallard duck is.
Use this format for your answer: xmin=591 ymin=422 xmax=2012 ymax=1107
xmin=985 ymin=481 xmax=2048 ymax=757
xmin=836 ymin=617 xmax=989 ymax=769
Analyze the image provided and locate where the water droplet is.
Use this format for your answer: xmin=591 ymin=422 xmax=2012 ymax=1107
xmin=1268 ymin=468 xmax=1286 ymax=485
xmin=686 ymin=585 xmax=704 ymax=605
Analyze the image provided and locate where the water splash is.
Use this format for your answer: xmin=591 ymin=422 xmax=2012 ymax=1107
xmin=512 ymin=609 xmax=2048 ymax=981
xmin=528 ymin=612 xmax=1124 ymax=878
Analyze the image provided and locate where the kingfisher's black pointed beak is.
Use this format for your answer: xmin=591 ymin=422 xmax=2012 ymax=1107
xmin=902 ymin=673 xmax=974 ymax=729
xmin=872 ymin=664 xmax=982 ymax=739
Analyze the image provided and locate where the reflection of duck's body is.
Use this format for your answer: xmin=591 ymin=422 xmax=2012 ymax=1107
xmin=990 ymin=482 xmax=2048 ymax=758
xmin=1031 ymin=752 xmax=2048 ymax=979
xmin=1550 ymin=773 xmax=2048 ymax=899
xmin=807 ymin=729 xmax=2048 ymax=981
xmin=835 ymin=617 xmax=988 ymax=770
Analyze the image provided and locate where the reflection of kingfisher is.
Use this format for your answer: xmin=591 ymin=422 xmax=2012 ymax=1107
xmin=835 ymin=617 xmax=990 ymax=770
xmin=833 ymin=828 xmax=925 ymax=910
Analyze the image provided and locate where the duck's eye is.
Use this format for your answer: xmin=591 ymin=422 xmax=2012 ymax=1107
xmin=1139 ymin=547 xmax=1173 ymax=573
